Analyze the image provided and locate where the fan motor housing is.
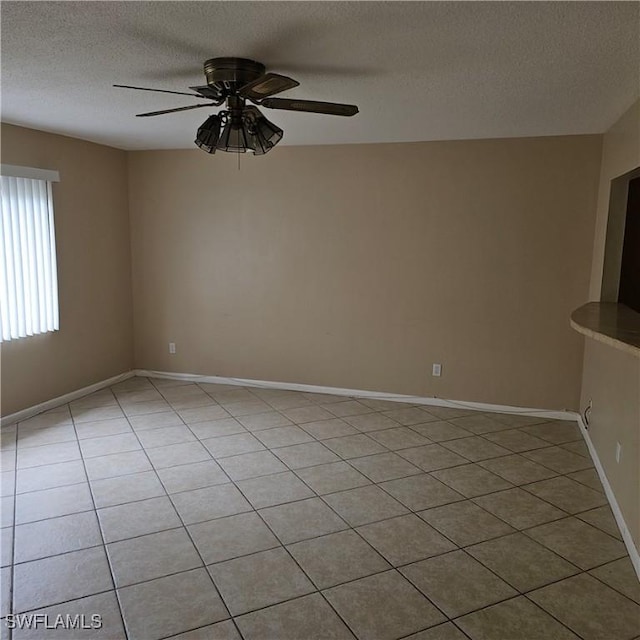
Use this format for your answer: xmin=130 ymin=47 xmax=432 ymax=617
xmin=203 ymin=57 xmax=266 ymax=93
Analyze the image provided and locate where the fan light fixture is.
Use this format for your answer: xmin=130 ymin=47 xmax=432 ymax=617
xmin=195 ymin=107 xmax=283 ymax=155
xmin=116 ymin=57 xmax=358 ymax=157
xmin=194 ymin=115 xmax=222 ymax=154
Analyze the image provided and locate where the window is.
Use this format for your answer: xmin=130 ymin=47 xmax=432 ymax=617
xmin=1 ymin=165 xmax=60 ymax=342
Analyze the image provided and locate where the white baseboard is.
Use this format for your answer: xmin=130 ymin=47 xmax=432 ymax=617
xmin=1 ymin=371 xmax=135 ymax=427
xmin=2 ymin=367 xmax=575 ymax=428
xmin=577 ymin=415 xmax=640 ymax=580
xmin=135 ymin=369 xmax=578 ymax=422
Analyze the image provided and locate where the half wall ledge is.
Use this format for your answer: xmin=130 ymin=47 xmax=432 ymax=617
xmin=570 ymin=302 xmax=640 ymax=357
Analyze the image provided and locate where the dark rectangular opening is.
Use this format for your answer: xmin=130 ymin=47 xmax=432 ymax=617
xmin=618 ymin=176 xmax=640 ymax=313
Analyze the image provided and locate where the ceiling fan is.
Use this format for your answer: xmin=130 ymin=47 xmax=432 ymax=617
xmin=115 ymin=57 xmax=359 ymax=155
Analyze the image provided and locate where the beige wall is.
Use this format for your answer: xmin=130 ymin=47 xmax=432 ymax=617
xmin=129 ymin=135 xmax=601 ymax=410
xmin=579 ymin=100 xmax=640 ymax=550
xmin=1 ymin=124 xmax=134 ymax=416
xmin=582 ymin=341 xmax=639 ymax=548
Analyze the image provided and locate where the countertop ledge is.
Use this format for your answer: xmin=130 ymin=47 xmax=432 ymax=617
xmin=570 ymin=302 xmax=640 ymax=357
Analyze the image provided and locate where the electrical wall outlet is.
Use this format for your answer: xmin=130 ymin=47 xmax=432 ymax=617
xmin=432 ymin=363 xmax=442 ymax=377
xmin=168 ymin=342 xmax=176 ymax=354
xmin=615 ymin=441 xmax=622 ymax=463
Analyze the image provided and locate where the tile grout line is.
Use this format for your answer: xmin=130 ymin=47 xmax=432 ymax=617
xmin=5 ymin=484 xmax=632 ymax=632
xmin=228 ymin=490 xmax=365 ymax=638
xmin=140 ymin=382 xmax=373 ymax=640
xmin=7 ymin=522 xmax=631 ymax=636
xmin=6 ymin=395 xmax=127 ymax=630
xmin=586 ymin=567 xmax=640 ymax=608
xmin=219 ymin=407 xmax=453 ymax=636
xmin=4 ymin=380 xmax=636 ymax=639
xmin=65 ymin=385 xmax=132 ymax=640
xmin=126 ymin=377 xmax=245 ymax=640
xmin=179 ymin=412 xmax=574 ymax=634
xmin=8 ymin=426 xmax=623 ymax=551
xmin=9 ymin=501 xmax=633 ymax=609
xmin=520 ymin=592 xmax=589 ymax=640
xmin=189 ymin=378 xmax=391 ymax=636
xmin=160 ymin=379 xmax=451 ymax=638
xmin=9 ymin=404 xmax=623 ymax=548
xmin=256 ymin=416 xmax=637 ymax=632
xmin=4 ymin=429 xmax=18 ymax=640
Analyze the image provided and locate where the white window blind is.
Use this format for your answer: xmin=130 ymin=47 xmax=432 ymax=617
xmin=0 ymin=173 xmax=59 ymax=342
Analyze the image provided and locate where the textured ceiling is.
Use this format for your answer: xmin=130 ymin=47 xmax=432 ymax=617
xmin=1 ymin=1 xmax=638 ymax=150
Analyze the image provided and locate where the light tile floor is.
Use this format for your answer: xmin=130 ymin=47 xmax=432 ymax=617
xmin=1 ymin=377 xmax=639 ymax=640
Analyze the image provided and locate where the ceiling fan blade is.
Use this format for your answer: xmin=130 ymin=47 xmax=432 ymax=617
xmin=239 ymin=73 xmax=300 ymax=100
xmin=261 ymin=98 xmax=358 ymax=116
xmin=114 ymin=84 xmax=204 ymax=98
xmin=189 ymin=85 xmax=225 ymax=103
xmin=136 ymin=103 xmax=214 ymax=118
